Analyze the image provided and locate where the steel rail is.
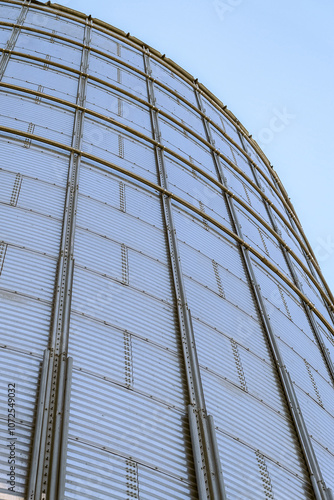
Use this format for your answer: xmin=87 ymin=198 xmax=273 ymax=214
xmin=0 ymin=25 xmax=298 ymax=213
xmin=0 ymin=39 xmax=325 ymax=278
xmin=195 ymin=86 xmax=331 ymax=500
xmin=1 ymin=123 xmax=334 ymax=338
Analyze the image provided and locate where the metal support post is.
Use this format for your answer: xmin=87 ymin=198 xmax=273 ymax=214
xmin=26 ymin=16 xmax=91 ymax=499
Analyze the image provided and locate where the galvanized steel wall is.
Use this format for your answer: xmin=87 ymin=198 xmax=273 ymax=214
xmin=0 ymin=1 xmax=334 ymax=499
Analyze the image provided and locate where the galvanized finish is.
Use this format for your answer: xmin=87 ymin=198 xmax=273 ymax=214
xmin=144 ymin=48 xmax=227 ymax=500
xmin=0 ymin=1 xmax=334 ymax=499
xmin=194 ymin=86 xmax=333 ymax=498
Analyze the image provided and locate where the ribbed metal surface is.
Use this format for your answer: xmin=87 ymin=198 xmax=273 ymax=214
xmin=0 ymin=1 xmax=334 ymax=498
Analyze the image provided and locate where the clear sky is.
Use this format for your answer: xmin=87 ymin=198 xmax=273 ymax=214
xmin=58 ymin=0 xmax=334 ymax=290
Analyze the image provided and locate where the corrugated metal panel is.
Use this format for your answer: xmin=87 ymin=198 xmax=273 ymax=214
xmin=311 ymin=439 xmax=334 ymax=491
xmin=184 ymin=274 xmax=266 ymax=353
xmin=88 ymin=54 xmax=148 ymax=100
xmin=165 ymin=155 xmax=232 ymax=229
xmin=85 ymin=82 xmax=152 ymax=134
xmin=0 ymin=246 xmax=56 ymax=302
xmin=279 ymin=340 xmax=331 ymax=406
xmin=120 ymin=44 xmax=144 ymax=71
xmin=196 ymin=324 xmax=241 ymax=386
xmin=275 ymin=319 xmax=331 ymax=381
xmin=296 ymin=385 xmax=334 ymax=454
xmin=90 ymin=29 xmax=118 ymax=56
xmin=316 ymin=322 xmax=334 ymax=369
xmin=81 ymin=169 xmax=162 ymax=226
xmin=0 ymin=293 xmax=51 ymax=352
xmin=257 ymin=171 xmax=287 ymax=216
xmin=68 ymin=314 xmax=125 ymax=385
xmin=73 ymin=228 xmax=123 ymax=281
xmin=64 ymin=440 xmax=130 ymax=499
xmin=154 ymin=86 xmax=205 ymax=136
xmin=138 ymin=464 xmax=198 ymax=499
xmin=132 ymin=337 xmax=186 ymax=408
xmin=224 ymin=165 xmax=271 ymax=222
xmin=81 ymin=119 xmax=157 ymax=182
xmin=3 ymin=58 xmax=79 ymax=103
xmin=193 ymin=313 xmax=272 ymax=372
xmin=82 ymin=117 xmax=125 ymax=157
xmin=215 ymin=431 xmax=267 ymax=500
xmin=68 ymin=370 xmax=192 ymax=479
xmin=18 ymin=178 xmax=65 ymax=219
xmin=0 ymin=169 xmax=15 ymax=203
xmin=0 ymin=2 xmax=20 ymax=21
xmin=0 ymin=350 xmax=43 ymax=497
xmin=202 ymin=96 xmax=243 ymax=148
xmin=64 ymin=439 xmax=197 ymax=500
xmin=192 ymin=290 xmax=286 ymax=412
xmin=71 ymin=266 xmax=179 ymax=351
xmin=0 ymin=139 xmax=69 ymax=186
xmin=212 ymin=128 xmax=251 ymax=176
xmin=179 ymin=245 xmax=257 ymax=318
xmin=266 ymin=460 xmax=315 ymax=500
xmin=0 ymin=171 xmax=65 ymax=219
xmin=172 ymin=207 xmax=234 ymax=260
xmin=293 ymin=262 xmax=334 ymax=327
xmin=236 ymin=205 xmax=291 ymax=276
xmin=76 ymin=195 xmax=166 ymax=261
xmin=150 ymin=59 xmax=197 ymax=105
xmin=24 ymin=9 xmax=84 ymax=41
xmin=15 ymin=32 xmax=82 ymax=69
xmin=215 ymin=430 xmax=313 ymax=500
xmin=252 ymin=263 xmax=334 ymax=379
xmin=128 ymin=249 xmax=173 ymax=303
xmin=177 ymin=228 xmax=246 ymax=281
xmin=90 ymin=30 xmax=144 ymax=70
xmin=88 ymin=53 xmax=119 ymax=83
xmin=202 ymin=370 xmax=307 ymax=477
xmin=0 ymin=91 xmax=75 ymax=146
xmin=0 ymin=26 xmax=10 ymax=47
xmin=124 ymin=134 xmax=157 ymax=180
xmin=240 ymin=346 xmax=287 ymax=412
xmin=125 ymin=183 xmax=164 ymax=228
xmin=253 ymin=263 xmax=330 ymax=377
xmin=69 ymin=314 xmax=185 ymax=410
xmin=79 ymin=165 xmax=120 ymax=207
xmin=0 ymin=204 xmax=62 ymax=255
xmin=273 ymin=212 xmax=307 ymax=264
xmin=159 ymin=117 xmax=217 ymax=177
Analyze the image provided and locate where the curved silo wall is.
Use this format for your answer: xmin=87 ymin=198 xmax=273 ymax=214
xmin=0 ymin=1 xmax=334 ymax=499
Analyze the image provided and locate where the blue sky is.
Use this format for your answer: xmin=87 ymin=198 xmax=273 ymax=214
xmin=59 ymin=0 xmax=334 ymax=290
